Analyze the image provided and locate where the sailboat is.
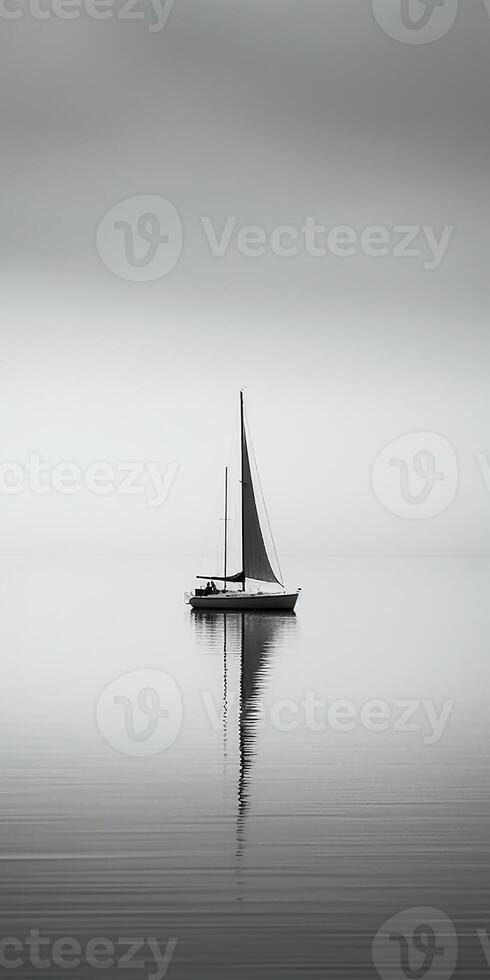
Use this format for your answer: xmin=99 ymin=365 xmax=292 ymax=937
xmin=186 ymin=392 xmax=300 ymax=611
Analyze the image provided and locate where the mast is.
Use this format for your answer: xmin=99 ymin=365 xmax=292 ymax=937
xmin=223 ymin=466 xmax=228 ymax=591
xmin=240 ymin=391 xmax=246 ymax=591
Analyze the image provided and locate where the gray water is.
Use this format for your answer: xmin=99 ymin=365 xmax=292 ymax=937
xmin=1 ymin=556 xmax=489 ymax=978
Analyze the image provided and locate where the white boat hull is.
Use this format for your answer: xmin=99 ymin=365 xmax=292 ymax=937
xmin=189 ymin=591 xmax=299 ymax=612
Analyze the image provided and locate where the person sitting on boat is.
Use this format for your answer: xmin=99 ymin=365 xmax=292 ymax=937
xmin=210 ymin=581 xmax=218 ymax=593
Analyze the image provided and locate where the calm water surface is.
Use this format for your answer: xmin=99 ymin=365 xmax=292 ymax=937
xmin=1 ymin=557 xmax=489 ymax=978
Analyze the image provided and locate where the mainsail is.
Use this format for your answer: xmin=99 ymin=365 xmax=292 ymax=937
xmin=241 ymin=401 xmax=282 ymax=586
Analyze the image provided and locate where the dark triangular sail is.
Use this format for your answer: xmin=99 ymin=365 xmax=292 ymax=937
xmin=241 ymin=398 xmax=282 ymax=586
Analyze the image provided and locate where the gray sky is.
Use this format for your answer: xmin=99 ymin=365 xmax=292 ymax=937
xmin=1 ymin=1 xmax=489 ymax=557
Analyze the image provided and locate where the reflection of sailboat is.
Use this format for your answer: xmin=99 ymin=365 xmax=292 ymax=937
xmin=192 ymin=609 xmax=297 ymax=854
xmin=186 ymin=392 xmax=300 ymax=611
xmin=237 ymin=614 xmax=282 ymax=830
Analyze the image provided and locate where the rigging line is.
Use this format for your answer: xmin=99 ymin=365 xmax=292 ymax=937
xmin=225 ymin=409 xmax=240 ymax=570
xmin=225 ymin=404 xmax=240 ymax=473
xmin=199 ymin=407 xmax=240 ymax=579
xmin=244 ymin=406 xmax=284 ymax=588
